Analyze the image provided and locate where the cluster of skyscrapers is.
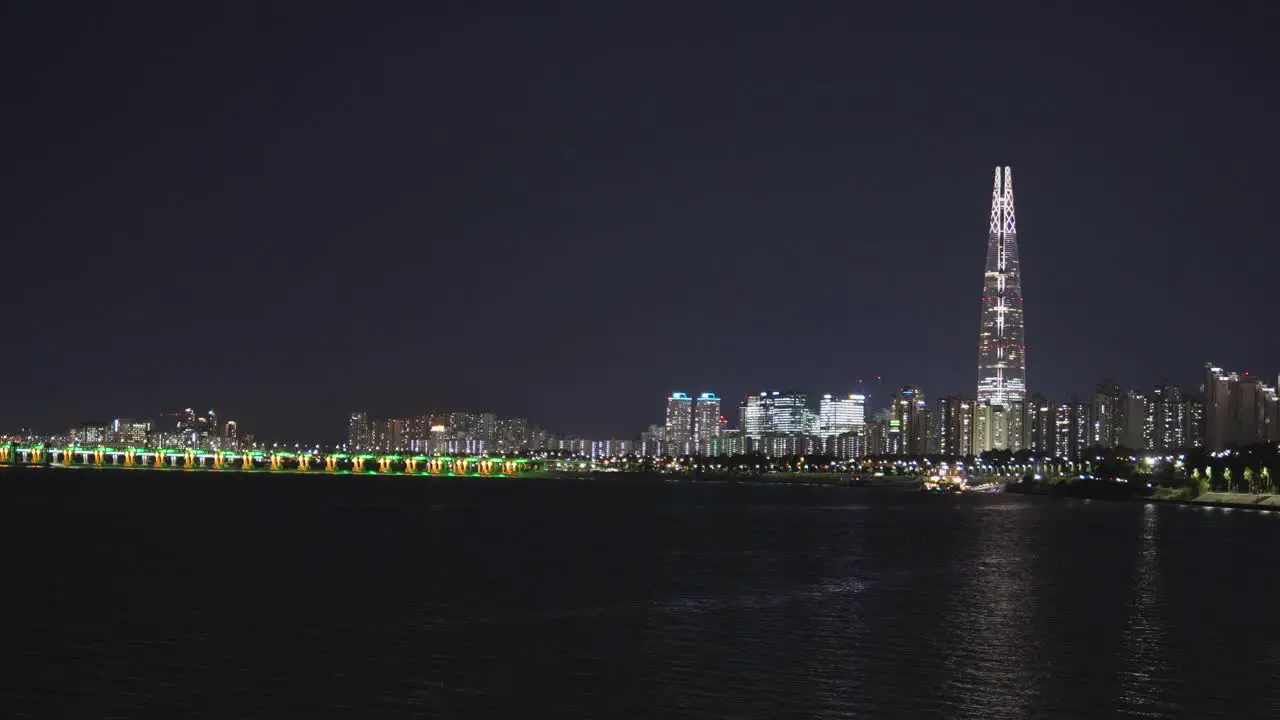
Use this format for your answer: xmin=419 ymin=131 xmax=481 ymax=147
xmin=635 ymin=391 xmax=867 ymax=458
xmin=16 ymin=168 xmax=1273 ymax=461
xmin=59 ymin=409 xmax=243 ymax=450
xmin=333 ymin=166 xmax=1275 ymax=462
xmin=641 ymin=166 xmax=1277 ymax=460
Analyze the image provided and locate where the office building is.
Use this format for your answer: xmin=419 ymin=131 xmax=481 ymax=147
xmin=977 ymin=165 xmax=1028 ymax=407
xmin=771 ymin=392 xmax=809 ymax=435
xmin=111 ymin=418 xmax=151 ymax=446
xmin=818 ymin=393 xmax=866 ymax=437
xmin=740 ymin=391 xmax=808 ymax=439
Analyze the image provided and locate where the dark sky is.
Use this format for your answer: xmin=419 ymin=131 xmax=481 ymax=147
xmin=3 ymin=2 xmax=1278 ymax=441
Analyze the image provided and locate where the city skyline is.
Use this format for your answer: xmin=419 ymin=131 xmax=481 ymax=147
xmin=16 ymin=165 xmax=1263 ymax=446
xmin=21 ymin=353 xmax=1273 ymax=454
xmin=8 ymin=352 xmax=1279 ymax=457
xmin=3 ymin=4 xmax=1279 ymax=440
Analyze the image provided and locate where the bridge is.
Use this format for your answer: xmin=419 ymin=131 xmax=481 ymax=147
xmin=0 ymin=445 xmax=534 ymax=476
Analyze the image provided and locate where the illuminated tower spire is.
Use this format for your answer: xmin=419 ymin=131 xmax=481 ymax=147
xmin=977 ymin=166 xmax=1026 ymax=407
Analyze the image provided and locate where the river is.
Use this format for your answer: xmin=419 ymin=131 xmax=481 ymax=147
xmin=1 ymin=471 xmax=1277 ymax=717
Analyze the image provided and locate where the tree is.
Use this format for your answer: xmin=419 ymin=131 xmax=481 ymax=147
xmin=1244 ymin=467 xmax=1256 ymax=494
xmin=1195 ymin=471 xmax=1210 ymax=497
xmin=1263 ymin=467 xmax=1273 ymax=494
xmin=1224 ymin=468 xmax=1232 ymax=492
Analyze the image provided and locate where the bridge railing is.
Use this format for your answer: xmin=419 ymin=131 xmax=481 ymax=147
xmin=0 ymin=444 xmax=533 ymax=476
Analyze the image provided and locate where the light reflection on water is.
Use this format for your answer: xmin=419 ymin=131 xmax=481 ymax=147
xmin=3 ymin=476 xmax=1280 ymax=718
xmin=944 ymin=503 xmax=1039 ymax=720
xmin=1118 ymin=503 xmax=1169 ymax=718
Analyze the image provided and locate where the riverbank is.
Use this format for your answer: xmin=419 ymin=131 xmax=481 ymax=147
xmin=1005 ymin=479 xmax=1280 ymax=513
xmin=1154 ymin=492 xmax=1280 ymax=512
xmin=539 ymin=470 xmax=924 ymax=489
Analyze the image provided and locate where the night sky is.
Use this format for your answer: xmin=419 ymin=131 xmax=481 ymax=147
xmin=3 ymin=2 xmax=1278 ymax=441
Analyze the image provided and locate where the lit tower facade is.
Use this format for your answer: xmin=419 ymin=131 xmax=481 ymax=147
xmin=692 ymin=393 xmax=721 ymax=455
xmin=665 ymin=392 xmax=694 ymax=455
xmin=977 ymin=166 xmax=1027 ymax=407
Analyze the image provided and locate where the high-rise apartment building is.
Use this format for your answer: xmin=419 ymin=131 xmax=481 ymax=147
xmin=1204 ymin=363 xmax=1280 ymax=450
xmin=640 ymin=424 xmax=665 ymax=456
xmin=1055 ymin=401 xmax=1091 ymax=460
xmin=377 ymin=418 xmax=404 ymax=452
xmin=971 ymin=402 xmax=997 ymax=455
xmin=864 ymin=408 xmax=895 ymax=456
xmin=1026 ymin=393 xmax=1055 ymax=456
xmin=977 ymin=166 xmax=1027 ymax=408
xmin=1116 ymin=390 xmax=1148 ymax=450
xmin=692 ymin=392 xmax=721 ymax=455
xmin=890 ymin=386 xmax=924 ymax=455
xmin=493 ymin=416 xmax=531 ymax=453
xmin=348 ymin=411 xmax=373 ymax=451
xmin=937 ymin=395 xmax=973 ymax=456
xmin=665 ymin=392 xmax=693 ymax=455
xmin=400 ymin=415 xmax=431 ymax=452
xmin=1005 ymin=399 xmax=1027 ymax=451
xmin=828 ymin=430 xmax=866 ymax=459
xmin=1183 ymin=399 xmax=1205 ymax=449
xmin=709 ymin=429 xmax=746 ymax=457
xmin=71 ymin=421 xmax=111 ymax=446
xmin=1145 ymin=384 xmax=1185 ymax=451
xmin=1092 ymin=380 xmax=1120 ymax=448
xmin=910 ymin=404 xmax=932 ymax=456
xmin=971 ymin=400 xmax=1023 ymax=454
xmin=926 ymin=405 xmax=943 ymax=456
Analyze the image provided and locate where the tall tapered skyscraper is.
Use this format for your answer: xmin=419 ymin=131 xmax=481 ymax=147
xmin=977 ymin=166 xmax=1026 ymax=407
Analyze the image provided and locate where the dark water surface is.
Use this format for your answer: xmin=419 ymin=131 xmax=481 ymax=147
xmin=2 ymin=471 xmax=1279 ymax=718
